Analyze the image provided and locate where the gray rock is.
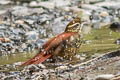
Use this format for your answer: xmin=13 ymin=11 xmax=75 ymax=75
xmin=38 ymin=1 xmax=55 ymax=9
xmin=95 ymin=74 xmax=114 ymax=80
xmin=90 ymin=11 xmax=101 ymax=29
xmin=11 ymin=6 xmax=44 ymax=16
xmin=54 ymin=0 xmax=71 ymax=7
xmin=115 ymin=38 xmax=120 ymax=45
xmin=50 ymin=17 xmax=67 ymax=35
xmin=0 ymin=0 xmax=11 ymax=5
xmin=95 ymin=1 xmax=120 ymax=9
xmin=82 ymin=4 xmax=104 ymax=11
xmin=25 ymin=31 xmax=39 ymax=43
xmin=29 ymin=1 xmax=37 ymax=7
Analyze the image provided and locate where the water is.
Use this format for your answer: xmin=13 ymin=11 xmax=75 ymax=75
xmin=0 ymin=51 xmax=37 ymax=65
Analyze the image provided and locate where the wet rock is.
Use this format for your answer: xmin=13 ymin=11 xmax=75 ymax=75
xmin=115 ymin=38 xmax=120 ymax=45
xmin=109 ymin=22 xmax=120 ymax=32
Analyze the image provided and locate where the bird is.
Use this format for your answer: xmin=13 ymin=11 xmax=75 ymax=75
xmin=21 ymin=17 xmax=86 ymax=66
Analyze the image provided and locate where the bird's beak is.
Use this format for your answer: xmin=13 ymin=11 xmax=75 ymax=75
xmin=79 ymin=21 xmax=88 ymax=33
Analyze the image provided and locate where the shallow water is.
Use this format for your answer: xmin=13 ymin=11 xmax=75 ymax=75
xmin=0 ymin=51 xmax=38 ymax=65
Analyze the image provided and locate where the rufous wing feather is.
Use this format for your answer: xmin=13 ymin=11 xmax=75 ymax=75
xmin=21 ymin=32 xmax=76 ymax=66
xmin=21 ymin=52 xmax=51 ymax=66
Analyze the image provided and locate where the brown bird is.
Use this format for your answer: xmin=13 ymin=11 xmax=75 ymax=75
xmin=21 ymin=17 xmax=86 ymax=66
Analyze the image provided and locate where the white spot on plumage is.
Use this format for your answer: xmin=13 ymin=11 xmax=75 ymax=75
xmin=62 ymin=35 xmax=65 ymax=37
xmin=43 ymin=51 xmax=46 ymax=54
xmin=73 ymin=21 xmax=75 ymax=23
xmin=66 ymin=39 xmax=68 ymax=42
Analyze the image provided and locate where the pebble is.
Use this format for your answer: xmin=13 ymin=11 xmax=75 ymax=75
xmin=115 ymin=38 xmax=120 ymax=45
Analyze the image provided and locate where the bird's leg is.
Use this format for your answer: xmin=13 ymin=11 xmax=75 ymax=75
xmin=51 ymin=44 xmax=63 ymax=62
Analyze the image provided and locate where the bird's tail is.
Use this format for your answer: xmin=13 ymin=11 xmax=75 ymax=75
xmin=20 ymin=51 xmax=51 ymax=66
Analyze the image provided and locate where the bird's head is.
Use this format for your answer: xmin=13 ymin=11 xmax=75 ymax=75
xmin=65 ymin=17 xmax=87 ymax=34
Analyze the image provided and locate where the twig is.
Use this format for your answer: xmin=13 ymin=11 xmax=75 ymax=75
xmin=55 ymin=50 xmax=120 ymax=72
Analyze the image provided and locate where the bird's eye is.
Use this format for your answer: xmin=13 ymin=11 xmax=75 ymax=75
xmin=73 ymin=23 xmax=79 ymax=28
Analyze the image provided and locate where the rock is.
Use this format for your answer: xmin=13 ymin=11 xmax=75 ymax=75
xmin=29 ymin=1 xmax=55 ymax=9
xmin=0 ymin=0 xmax=11 ymax=5
xmin=87 ymin=0 xmax=105 ymax=4
xmin=37 ymin=64 xmax=46 ymax=69
xmin=13 ymin=62 xmax=23 ymax=66
xmin=115 ymin=38 xmax=120 ymax=45
xmin=15 ymin=20 xmax=24 ymax=24
xmin=100 ymin=11 xmax=109 ymax=17
xmin=82 ymin=4 xmax=104 ymax=11
xmin=90 ymin=11 xmax=101 ymax=29
xmin=95 ymin=74 xmax=115 ymax=80
xmin=59 ymin=6 xmax=70 ymax=12
xmin=34 ymin=39 xmax=45 ymax=48
xmin=100 ymin=11 xmax=111 ymax=24
xmin=25 ymin=31 xmax=39 ymax=43
xmin=0 ymin=10 xmax=7 ymax=15
xmin=24 ymin=19 xmax=34 ymax=25
xmin=23 ymin=64 xmax=40 ymax=73
xmin=109 ymin=22 xmax=120 ymax=32
xmin=11 ymin=6 xmax=30 ymax=16
xmin=85 ymin=40 xmax=91 ymax=44
xmin=29 ymin=1 xmax=37 ymax=7
xmin=70 ymin=6 xmax=84 ymax=14
xmin=50 ymin=17 xmax=67 ymax=35
xmin=95 ymin=1 xmax=120 ymax=9
xmin=21 ymin=43 xmax=27 ymax=49
xmin=38 ymin=2 xmax=55 ymax=9
xmin=11 ymin=6 xmax=44 ymax=16
xmin=54 ymin=0 xmax=71 ymax=7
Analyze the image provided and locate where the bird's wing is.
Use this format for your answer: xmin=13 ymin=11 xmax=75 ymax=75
xmin=21 ymin=32 xmax=77 ymax=66
xmin=42 ymin=37 xmax=55 ymax=49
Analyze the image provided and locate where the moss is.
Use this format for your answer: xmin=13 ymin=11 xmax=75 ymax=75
xmin=79 ymin=25 xmax=120 ymax=58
